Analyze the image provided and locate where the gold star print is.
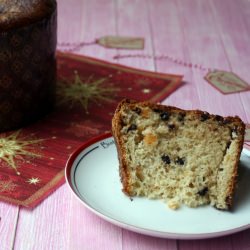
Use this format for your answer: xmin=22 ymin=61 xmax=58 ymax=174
xmin=26 ymin=177 xmax=40 ymax=185
xmin=56 ymin=71 xmax=119 ymax=113
xmin=142 ymin=88 xmax=151 ymax=93
xmin=0 ymin=180 xmax=17 ymax=193
xmin=0 ymin=131 xmax=43 ymax=175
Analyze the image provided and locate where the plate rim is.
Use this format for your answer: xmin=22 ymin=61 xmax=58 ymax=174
xmin=65 ymin=132 xmax=250 ymax=240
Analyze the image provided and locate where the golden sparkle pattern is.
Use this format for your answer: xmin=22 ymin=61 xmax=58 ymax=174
xmin=0 ymin=131 xmax=43 ymax=175
xmin=142 ymin=88 xmax=151 ymax=93
xmin=26 ymin=177 xmax=40 ymax=185
xmin=0 ymin=180 xmax=17 ymax=193
xmin=56 ymin=71 xmax=119 ymax=113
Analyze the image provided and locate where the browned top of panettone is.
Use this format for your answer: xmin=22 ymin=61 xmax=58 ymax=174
xmin=0 ymin=0 xmax=56 ymax=31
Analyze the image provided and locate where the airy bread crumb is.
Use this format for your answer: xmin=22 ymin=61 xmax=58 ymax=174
xmin=112 ymin=99 xmax=245 ymax=210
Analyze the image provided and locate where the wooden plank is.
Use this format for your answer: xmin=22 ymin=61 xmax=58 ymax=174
xmin=71 ymin=0 xmax=118 ymax=61
xmin=121 ymin=224 xmax=178 ymax=249
xmin=238 ymin=0 xmax=250 ymax=35
xmin=0 ymin=4 xmax=79 ymax=250
xmin=0 ymin=204 xmax=19 ymax=250
xmin=122 ymin=230 xmax=177 ymax=250
xmin=179 ymin=236 xmax=233 ymax=250
xmin=115 ymin=0 xmax=155 ymax=71
xmin=67 ymin=197 xmax=122 ymax=250
xmin=10 ymin=0 xmax=250 ymax=249
xmin=149 ymin=0 xmax=248 ymax=248
xmin=172 ymin=0 xmax=248 ymax=247
xmin=231 ymin=229 xmax=250 ymax=250
xmin=13 ymin=188 xmax=122 ymax=250
xmin=209 ymin=0 xmax=250 ymax=246
xmin=13 ymin=1 xmax=123 ymax=249
xmin=116 ymin=1 xmax=178 ymax=249
xmin=172 ymin=1 xmax=247 ymax=248
xmin=173 ymin=0 xmax=247 ymax=120
xmin=63 ymin=2 xmax=123 ymax=248
xmin=147 ymin=0 xmax=201 ymax=110
xmin=148 ymin=0 xmax=248 ymax=122
xmin=13 ymin=185 xmax=71 ymax=249
xmin=58 ymin=0 xmax=117 ymax=61
xmin=238 ymin=0 xmax=250 ymax=121
xmin=210 ymin=0 xmax=250 ymax=123
xmin=57 ymin=0 xmax=85 ymax=46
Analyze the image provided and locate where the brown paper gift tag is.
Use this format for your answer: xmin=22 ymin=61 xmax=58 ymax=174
xmin=204 ymin=70 xmax=250 ymax=94
xmin=96 ymin=36 xmax=144 ymax=50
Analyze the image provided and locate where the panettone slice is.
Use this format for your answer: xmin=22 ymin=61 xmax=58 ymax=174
xmin=112 ymin=99 xmax=245 ymax=210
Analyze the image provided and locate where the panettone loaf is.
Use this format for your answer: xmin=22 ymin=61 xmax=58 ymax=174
xmin=0 ymin=0 xmax=57 ymax=132
xmin=112 ymin=99 xmax=245 ymax=210
xmin=0 ymin=0 xmax=56 ymax=30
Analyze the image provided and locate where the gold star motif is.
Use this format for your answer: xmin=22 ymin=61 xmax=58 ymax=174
xmin=0 ymin=131 xmax=43 ymax=175
xmin=56 ymin=71 xmax=119 ymax=113
xmin=142 ymin=88 xmax=151 ymax=93
xmin=26 ymin=177 xmax=40 ymax=185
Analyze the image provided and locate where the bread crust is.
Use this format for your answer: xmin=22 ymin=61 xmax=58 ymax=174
xmin=0 ymin=0 xmax=56 ymax=31
xmin=112 ymin=99 xmax=245 ymax=209
xmin=224 ymin=119 xmax=245 ymax=209
xmin=112 ymin=99 xmax=131 ymax=195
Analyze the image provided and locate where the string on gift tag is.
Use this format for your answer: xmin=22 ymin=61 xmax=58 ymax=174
xmin=57 ymin=41 xmax=96 ymax=52
xmin=57 ymin=37 xmax=250 ymax=95
xmin=57 ymin=36 xmax=145 ymax=52
xmin=113 ymin=53 xmax=215 ymax=73
xmin=58 ymin=38 xmax=211 ymax=72
xmin=113 ymin=54 xmax=250 ymax=94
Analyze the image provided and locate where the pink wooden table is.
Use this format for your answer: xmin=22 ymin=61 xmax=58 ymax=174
xmin=1 ymin=0 xmax=250 ymax=249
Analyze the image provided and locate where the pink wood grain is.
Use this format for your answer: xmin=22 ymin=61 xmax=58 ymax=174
xmin=231 ymin=229 xmax=250 ymax=250
xmin=13 ymin=1 xmax=123 ymax=249
xmin=210 ymin=0 xmax=250 ymax=122
xmin=175 ymin=0 xmax=248 ymax=120
xmin=146 ymin=3 xmax=249 ymax=249
xmin=67 ymin=195 xmax=122 ymax=250
xmin=60 ymin=0 xmax=118 ymax=62
xmin=122 ymin=230 xmax=178 ymax=250
xmin=13 ymin=185 xmax=72 ymax=249
xmin=1 ymin=0 xmax=250 ymax=249
xmin=115 ymin=1 xmax=178 ymax=249
xmin=147 ymin=0 xmax=201 ymax=110
xmin=115 ymin=0 xmax=155 ymax=71
xmin=78 ymin=0 xmax=118 ymax=62
xmin=57 ymin=0 xmax=85 ymax=44
xmin=0 ymin=204 xmax=19 ymax=250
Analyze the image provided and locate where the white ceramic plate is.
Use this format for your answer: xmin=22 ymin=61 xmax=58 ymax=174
xmin=65 ymin=133 xmax=250 ymax=239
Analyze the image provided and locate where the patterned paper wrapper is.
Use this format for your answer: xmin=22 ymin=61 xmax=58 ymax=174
xmin=0 ymin=52 xmax=183 ymax=208
xmin=0 ymin=3 xmax=57 ymax=132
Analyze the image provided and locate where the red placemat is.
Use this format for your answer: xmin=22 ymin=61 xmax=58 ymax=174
xmin=0 ymin=52 xmax=183 ymax=207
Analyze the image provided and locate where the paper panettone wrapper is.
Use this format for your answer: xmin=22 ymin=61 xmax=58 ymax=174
xmin=0 ymin=3 xmax=57 ymax=132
